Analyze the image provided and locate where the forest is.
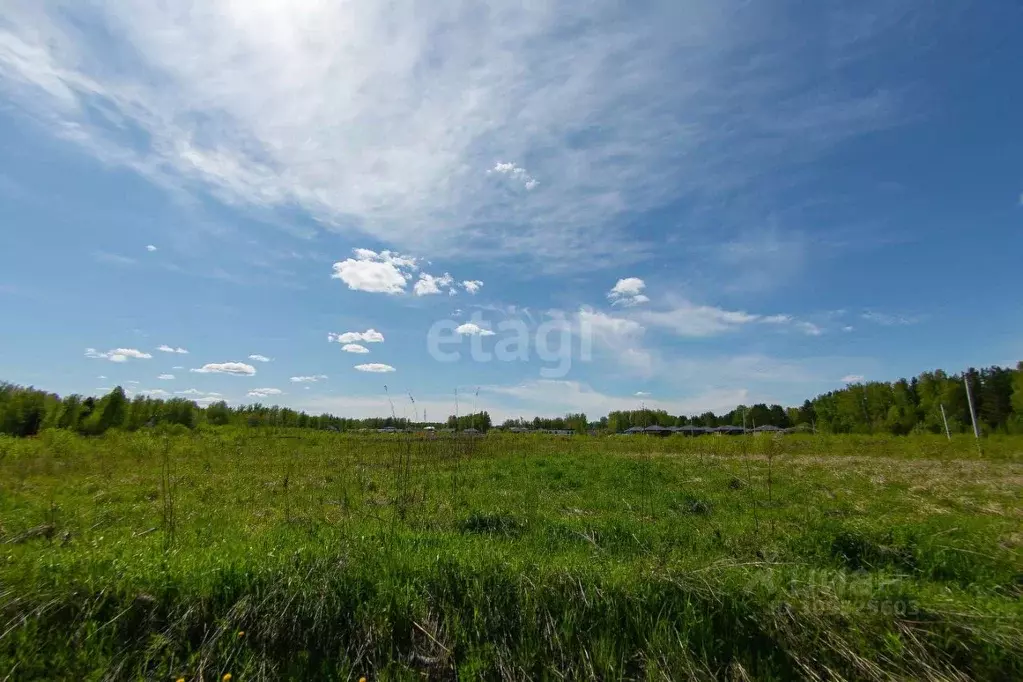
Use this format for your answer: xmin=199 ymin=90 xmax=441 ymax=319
xmin=2 ymin=362 xmax=1021 ymax=438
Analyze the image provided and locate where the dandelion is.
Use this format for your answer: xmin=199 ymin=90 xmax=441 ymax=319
xmin=359 ymin=678 xmax=367 ymax=682
xmin=222 ymin=675 xmax=232 ymax=682
xmin=237 ymin=630 xmax=245 ymax=637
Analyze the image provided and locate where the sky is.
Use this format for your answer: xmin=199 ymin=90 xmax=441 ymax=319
xmin=1 ymin=1 xmax=1021 ymax=422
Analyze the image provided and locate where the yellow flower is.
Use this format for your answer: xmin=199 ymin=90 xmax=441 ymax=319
xmin=176 ymin=679 xmax=185 ymax=682
xmin=237 ymin=630 xmax=245 ymax=637
xmin=359 ymin=678 xmax=367 ymax=682
xmin=222 ymin=675 xmax=232 ymax=682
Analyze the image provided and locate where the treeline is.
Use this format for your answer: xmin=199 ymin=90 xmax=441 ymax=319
xmin=500 ymin=413 xmax=589 ymax=432
xmin=2 ymin=362 xmax=1021 ymax=438
xmin=605 ymin=364 xmax=1023 ymax=435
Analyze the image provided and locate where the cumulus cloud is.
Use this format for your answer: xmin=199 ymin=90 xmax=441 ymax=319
xmin=354 ymin=363 xmax=396 ymax=373
xmin=157 ymin=345 xmax=189 ymax=354
xmin=608 ymin=278 xmax=649 ymax=307
xmin=329 ymin=329 xmax=384 ymax=344
xmin=85 ymin=347 xmax=152 ymax=362
xmin=290 ymin=375 xmax=328 ymax=383
xmin=413 ymin=272 xmax=455 ymax=296
xmin=248 ymin=354 xmax=271 ymax=362
xmin=190 ymin=362 xmax=256 ymax=376
xmin=331 ymin=249 xmax=416 ymax=294
xmin=139 ymin=388 xmax=169 ymax=396
xmin=157 ymin=373 xmax=175 ymax=380
xmin=146 ymin=244 xmax=157 ymax=252
xmin=248 ymin=387 xmax=283 ymax=398
xmin=455 ymin=322 xmax=495 ymax=336
xmin=488 ymin=162 xmax=538 ymax=190
xmin=341 ymin=343 xmax=370 ymax=354
xmin=461 ymin=280 xmax=483 ymax=294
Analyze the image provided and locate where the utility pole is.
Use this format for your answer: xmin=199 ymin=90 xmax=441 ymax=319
xmin=964 ymin=374 xmax=980 ymax=440
xmin=939 ymin=404 xmax=951 ymax=441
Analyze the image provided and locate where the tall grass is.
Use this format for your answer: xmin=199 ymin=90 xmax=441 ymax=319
xmin=0 ymin=429 xmax=1020 ymax=679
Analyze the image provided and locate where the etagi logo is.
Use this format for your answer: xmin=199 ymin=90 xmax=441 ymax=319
xmin=426 ymin=314 xmax=593 ymax=378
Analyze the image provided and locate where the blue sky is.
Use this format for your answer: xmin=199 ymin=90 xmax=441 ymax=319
xmin=1 ymin=1 xmax=1021 ymax=421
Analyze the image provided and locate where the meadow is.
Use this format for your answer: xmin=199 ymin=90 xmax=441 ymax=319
xmin=1 ymin=429 xmax=1021 ymax=680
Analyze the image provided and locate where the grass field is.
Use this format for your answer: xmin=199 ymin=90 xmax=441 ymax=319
xmin=1 ymin=429 xmax=1021 ymax=680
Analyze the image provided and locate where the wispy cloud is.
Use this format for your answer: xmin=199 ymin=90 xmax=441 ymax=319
xmin=190 ymin=362 xmax=256 ymax=376
xmin=861 ymin=311 xmax=923 ymax=326
xmin=157 ymin=373 xmax=174 ymax=380
xmin=157 ymin=344 xmax=189 ymax=354
xmin=841 ymin=374 xmax=865 ymax=383
xmin=85 ymin=347 xmax=152 ymax=362
xmin=290 ymin=375 xmax=328 ymax=383
xmin=146 ymin=244 xmax=157 ymax=252
xmin=248 ymin=354 xmax=271 ymax=362
xmin=0 ymin=2 xmax=908 ymax=269
xmin=247 ymin=387 xmax=282 ymax=398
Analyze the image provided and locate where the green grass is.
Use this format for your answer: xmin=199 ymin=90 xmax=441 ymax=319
xmin=1 ymin=429 xmax=1021 ymax=680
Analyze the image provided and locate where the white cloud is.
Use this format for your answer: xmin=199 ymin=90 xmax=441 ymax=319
xmin=488 ymin=162 xmax=538 ymax=190
xmin=861 ymin=311 xmax=922 ymax=326
xmin=413 ymin=272 xmax=455 ymax=296
xmin=175 ymin=388 xmax=221 ymax=396
xmin=328 ymin=329 xmax=385 ymax=344
xmin=635 ymin=301 xmax=761 ymax=337
xmin=797 ymin=321 xmax=823 ymax=336
xmin=126 ymin=380 xmax=140 ymax=385
xmin=462 ymin=280 xmax=483 ymax=294
xmin=172 ymin=365 xmax=184 ymax=369
xmin=97 ymin=375 xmax=107 ymax=380
xmin=841 ymin=374 xmax=865 ymax=383
xmin=762 ymin=314 xmax=793 ymax=324
xmin=146 ymin=244 xmax=157 ymax=252
xmin=331 ymin=249 xmax=414 ymax=294
xmin=157 ymin=373 xmax=175 ymax=380
xmin=248 ymin=354 xmax=272 ymax=362
xmin=341 ymin=343 xmax=370 ymax=354
xmin=607 ymin=277 xmax=649 ymax=307
xmin=157 ymin=344 xmax=189 ymax=354
xmin=455 ymin=322 xmax=495 ymax=336
xmin=139 ymin=388 xmax=169 ymax=396
xmin=842 ymin=326 xmax=854 ymax=333
xmin=634 ymin=391 xmax=651 ymax=397
xmin=0 ymin=2 xmax=906 ymax=271
xmin=85 ymin=347 xmax=153 ymax=362
xmin=290 ymin=375 xmax=328 ymax=383
xmin=248 ymin=387 xmax=282 ymax=398
xmin=190 ymin=362 xmax=256 ymax=376
xmin=354 ymin=363 xmax=396 ymax=373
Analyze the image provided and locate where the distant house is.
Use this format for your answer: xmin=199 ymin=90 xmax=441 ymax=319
xmin=714 ymin=425 xmax=745 ymax=436
xmin=623 ymin=426 xmax=646 ymax=435
xmin=644 ymin=425 xmax=671 ymax=437
xmin=377 ymin=426 xmax=400 ymax=434
xmin=545 ymin=429 xmax=574 ymax=436
xmin=752 ymin=424 xmax=785 ymax=434
xmin=676 ymin=425 xmax=709 ymax=436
